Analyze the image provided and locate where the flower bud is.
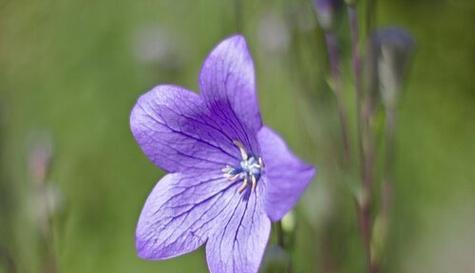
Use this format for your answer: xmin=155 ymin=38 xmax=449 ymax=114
xmin=257 ymin=11 xmax=290 ymax=55
xmin=372 ymin=27 xmax=415 ymax=109
xmin=27 ymin=132 xmax=53 ymax=185
xmin=313 ymin=0 xmax=341 ymax=31
xmin=132 ymin=24 xmax=186 ymax=71
xmin=281 ymin=211 xmax=296 ymax=233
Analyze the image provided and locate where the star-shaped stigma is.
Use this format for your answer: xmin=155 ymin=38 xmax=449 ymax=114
xmin=222 ymin=140 xmax=264 ymax=193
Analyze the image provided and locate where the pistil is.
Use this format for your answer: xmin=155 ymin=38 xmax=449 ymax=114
xmin=222 ymin=141 xmax=263 ymax=193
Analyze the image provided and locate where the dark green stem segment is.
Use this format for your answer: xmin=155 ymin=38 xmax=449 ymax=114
xmin=347 ymin=4 xmax=378 ymax=273
xmin=275 ymin=221 xmax=293 ymax=273
xmin=324 ymin=31 xmax=352 ymax=166
xmin=276 ymin=220 xmax=285 ymax=249
xmin=381 ymin=109 xmax=396 ymax=228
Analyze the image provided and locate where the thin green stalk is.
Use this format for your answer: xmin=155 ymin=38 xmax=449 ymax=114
xmin=324 ymin=31 xmax=352 ymax=166
xmin=275 ymin=221 xmax=293 ymax=273
xmin=347 ymin=4 xmax=377 ymax=273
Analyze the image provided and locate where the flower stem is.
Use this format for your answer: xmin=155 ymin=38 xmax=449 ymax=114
xmin=381 ymin=108 xmax=396 ymax=240
xmin=383 ymin=110 xmax=396 ymax=208
xmin=276 ymin=220 xmax=285 ymax=248
xmin=42 ymin=192 xmax=58 ymax=273
xmin=275 ymin=221 xmax=294 ymax=273
xmin=0 ymin=246 xmax=17 ymax=273
xmin=347 ymin=4 xmax=377 ymax=273
xmin=365 ymin=0 xmax=378 ymax=35
xmin=324 ymin=32 xmax=352 ymax=165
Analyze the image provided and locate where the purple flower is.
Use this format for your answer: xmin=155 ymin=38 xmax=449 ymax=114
xmin=371 ymin=27 xmax=415 ymax=109
xmin=313 ymin=0 xmax=342 ymax=31
xmin=130 ymin=35 xmax=316 ymax=273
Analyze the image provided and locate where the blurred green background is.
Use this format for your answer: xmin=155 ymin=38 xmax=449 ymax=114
xmin=0 ymin=0 xmax=474 ymax=272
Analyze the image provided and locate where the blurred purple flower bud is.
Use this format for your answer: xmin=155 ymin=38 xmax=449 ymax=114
xmin=313 ymin=0 xmax=341 ymax=31
xmin=26 ymin=132 xmax=64 ymax=235
xmin=372 ymin=27 xmax=415 ymax=109
xmin=257 ymin=11 xmax=290 ymax=54
xmin=27 ymin=132 xmax=53 ymax=185
xmin=132 ymin=25 xmax=186 ymax=70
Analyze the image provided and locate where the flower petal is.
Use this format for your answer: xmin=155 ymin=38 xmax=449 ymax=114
xmin=205 ymin=186 xmax=271 ymax=273
xmin=257 ymin=126 xmax=316 ymax=221
xmin=136 ymin=171 xmax=242 ymax=260
xmin=199 ymin=35 xmax=261 ymax=154
xmin=130 ymin=85 xmax=241 ymax=173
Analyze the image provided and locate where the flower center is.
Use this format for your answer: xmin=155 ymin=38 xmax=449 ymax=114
xmin=222 ymin=141 xmax=264 ymax=193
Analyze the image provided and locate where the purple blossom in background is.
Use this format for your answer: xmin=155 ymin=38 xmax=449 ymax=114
xmin=313 ymin=0 xmax=341 ymax=31
xmin=257 ymin=11 xmax=290 ymax=54
xmin=372 ymin=27 xmax=415 ymax=109
xmin=130 ymin=35 xmax=316 ymax=273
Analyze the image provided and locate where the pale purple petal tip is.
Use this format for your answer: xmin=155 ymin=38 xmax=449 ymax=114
xmin=199 ymin=35 xmax=262 ymax=154
xmin=130 ymin=84 xmax=239 ymax=173
xmin=136 ymin=172 xmax=239 ymax=259
xmin=206 ymin=184 xmax=271 ymax=273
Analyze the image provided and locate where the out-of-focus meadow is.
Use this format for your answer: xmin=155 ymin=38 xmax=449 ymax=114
xmin=0 ymin=0 xmax=474 ymax=273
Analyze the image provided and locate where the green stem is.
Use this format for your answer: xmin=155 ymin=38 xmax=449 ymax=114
xmin=347 ymin=4 xmax=377 ymax=273
xmin=324 ymin=31 xmax=352 ymax=166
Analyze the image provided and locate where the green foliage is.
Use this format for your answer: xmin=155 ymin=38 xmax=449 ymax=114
xmin=0 ymin=0 xmax=474 ymax=272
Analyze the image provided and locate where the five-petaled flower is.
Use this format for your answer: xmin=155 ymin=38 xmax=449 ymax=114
xmin=130 ymin=34 xmax=316 ymax=273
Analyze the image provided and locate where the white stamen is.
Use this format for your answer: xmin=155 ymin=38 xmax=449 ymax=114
xmin=223 ymin=140 xmax=264 ymax=194
xmin=238 ymin=177 xmax=248 ymax=193
xmin=251 ymin=175 xmax=257 ymax=192
xmin=233 ymin=140 xmax=248 ymax=161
